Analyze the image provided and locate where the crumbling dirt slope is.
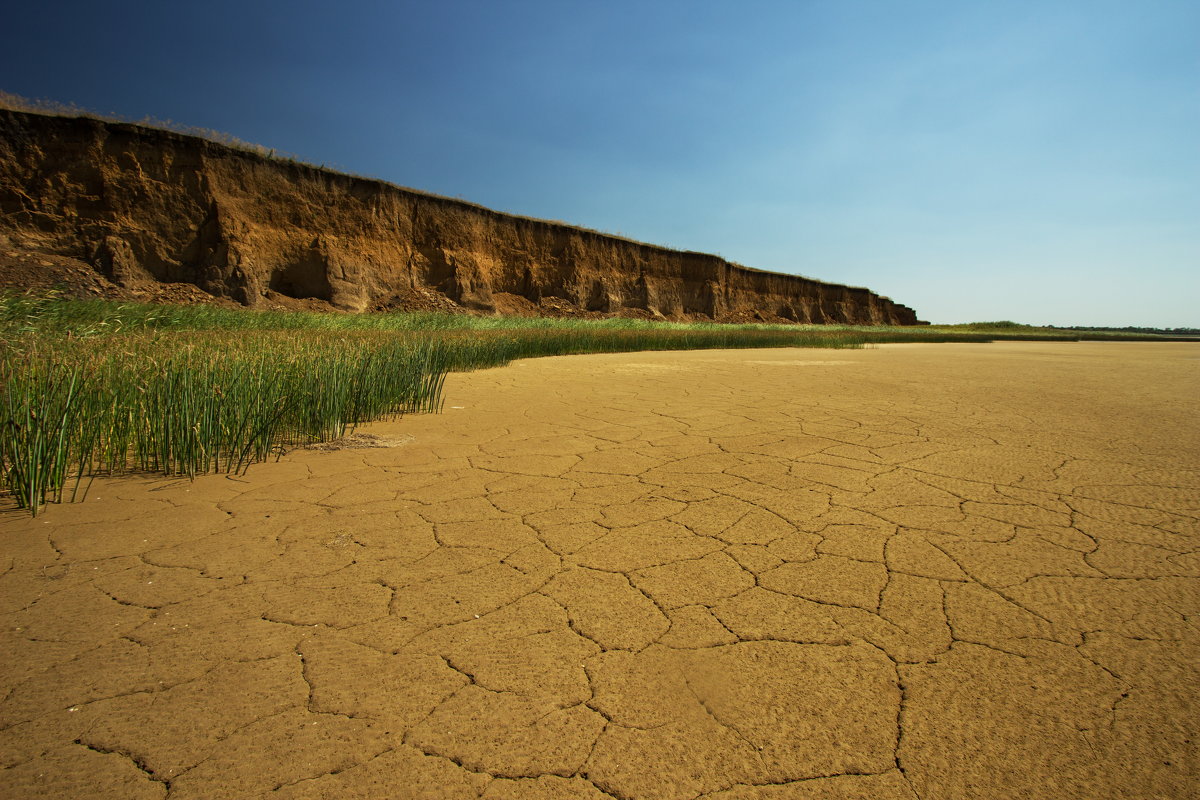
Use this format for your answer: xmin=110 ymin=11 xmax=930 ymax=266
xmin=1 ymin=342 xmax=1196 ymax=798
xmin=0 ymin=109 xmax=920 ymax=323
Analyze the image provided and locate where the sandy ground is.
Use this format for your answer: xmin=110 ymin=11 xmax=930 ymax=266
xmin=1 ymin=342 xmax=1197 ymax=799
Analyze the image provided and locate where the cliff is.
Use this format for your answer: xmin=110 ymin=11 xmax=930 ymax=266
xmin=0 ymin=109 xmax=921 ymax=324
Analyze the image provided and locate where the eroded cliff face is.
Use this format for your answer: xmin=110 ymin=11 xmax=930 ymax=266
xmin=0 ymin=110 xmax=921 ymax=324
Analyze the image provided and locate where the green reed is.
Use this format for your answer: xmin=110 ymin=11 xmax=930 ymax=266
xmin=1 ymin=294 xmax=1176 ymax=515
xmin=0 ymin=331 xmax=450 ymax=514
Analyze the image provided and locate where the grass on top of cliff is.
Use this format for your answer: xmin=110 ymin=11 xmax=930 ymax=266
xmin=0 ymin=294 xmax=1170 ymax=515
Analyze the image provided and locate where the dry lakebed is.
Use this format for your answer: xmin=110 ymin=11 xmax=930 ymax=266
xmin=1 ymin=341 xmax=1197 ymax=799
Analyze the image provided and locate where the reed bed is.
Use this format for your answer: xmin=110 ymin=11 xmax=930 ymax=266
xmin=0 ymin=294 xmax=1174 ymax=514
xmin=0 ymin=331 xmax=447 ymax=514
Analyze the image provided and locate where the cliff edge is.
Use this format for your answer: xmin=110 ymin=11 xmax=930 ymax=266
xmin=0 ymin=109 xmax=921 ymax=324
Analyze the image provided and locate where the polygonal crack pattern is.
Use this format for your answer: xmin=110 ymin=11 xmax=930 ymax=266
xmin=1 ymin=342 xmax=1197 ymax=799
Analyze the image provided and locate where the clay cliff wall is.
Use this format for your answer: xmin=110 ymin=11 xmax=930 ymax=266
xmin=0 ymin=109 xmax=921 ymax=324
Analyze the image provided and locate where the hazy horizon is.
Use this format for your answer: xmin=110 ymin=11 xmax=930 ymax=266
xmin=2 ymin=0 xmax=1196 ymax=327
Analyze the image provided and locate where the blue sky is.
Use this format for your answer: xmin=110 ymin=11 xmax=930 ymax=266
xmin=3 ymin=0 xmax=1197 ymax=326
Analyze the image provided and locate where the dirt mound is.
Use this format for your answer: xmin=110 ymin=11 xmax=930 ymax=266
xmin=0 ymin=247 xmax=236 ymax=306
xmin=0 ymin=109 xmax=923 ymax=324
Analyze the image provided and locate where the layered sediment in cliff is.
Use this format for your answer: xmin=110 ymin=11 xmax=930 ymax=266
xmin=0 ymin=109 xmax=921 ymax=324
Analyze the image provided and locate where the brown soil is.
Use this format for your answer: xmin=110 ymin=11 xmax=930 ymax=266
xmin=0 ymin=249 xmax=222 ymax=306
xmin=1 ymin=342 xmax=1197 ymax=798
xmin=0 ymin=248 xmax=454 ymax=314
xmin=0 ymin=109 xmax=921 ymax=323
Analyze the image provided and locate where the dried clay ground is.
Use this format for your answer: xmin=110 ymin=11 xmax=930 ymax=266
xmin=1 ymin=342 xmax=1198 ymax=799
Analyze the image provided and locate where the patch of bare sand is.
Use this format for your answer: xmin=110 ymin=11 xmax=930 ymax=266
xmin=1 ymin=342 xmax=1197 ymax=799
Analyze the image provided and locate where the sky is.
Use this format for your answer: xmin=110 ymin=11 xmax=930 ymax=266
xmin=2 ymin=0 xmax=1197 ymax=326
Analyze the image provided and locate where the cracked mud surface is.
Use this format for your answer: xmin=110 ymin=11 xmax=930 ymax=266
xmin=1 ymin=341 xmax=1197 ymax=799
